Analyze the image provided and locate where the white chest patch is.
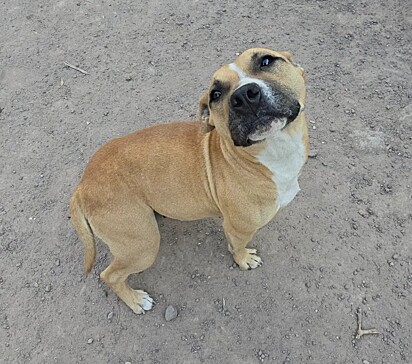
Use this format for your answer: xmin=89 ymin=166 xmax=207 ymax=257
xmin=257 ymin=131 xmax=306 ymax=211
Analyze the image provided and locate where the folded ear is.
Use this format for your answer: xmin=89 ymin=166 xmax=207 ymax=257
xmin=280 ymin=51 xmax=305 ymax=76
xmin=199 ymin=91 xmax=215 ymax=133
xmin=279 ymin=51 xmax=293 ymax=62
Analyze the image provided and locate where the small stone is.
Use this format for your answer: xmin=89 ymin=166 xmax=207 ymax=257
xmin=358 ymin=209 xmax=368 ymax=217
xmin=165 ymin=305 xmax=178 ymax=321
xmin=125 ymin=75 xmax=132 ymax=81
xmin=55 ymin=259 xmax=60 ymax=266
xmin=392 ymin=254 xmax=399 ymax=260
xmin=362 ymin=360 xmax=370 ymax=364
xmin=87 ymin=338 xmax=93 ymax=344
xmin=45 ymin=285 xmax=51 ymax=292
xmin=107 ymin=312 xmax=114 ymax=320
xmin=125 ymin=362 xmax=131 ymax=364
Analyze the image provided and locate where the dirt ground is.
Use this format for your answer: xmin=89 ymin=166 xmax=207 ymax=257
xmin=1 ymin=0 xmax=411 ymax=363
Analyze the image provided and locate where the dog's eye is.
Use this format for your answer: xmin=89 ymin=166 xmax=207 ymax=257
xmin=210 ymin=90 xmax=222 ymax=102
xmin=260 ymin=55 xmax=277 ymax=68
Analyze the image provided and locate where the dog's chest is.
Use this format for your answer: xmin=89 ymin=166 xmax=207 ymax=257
xmin=257 ymin=131 xmax=306 ymax=211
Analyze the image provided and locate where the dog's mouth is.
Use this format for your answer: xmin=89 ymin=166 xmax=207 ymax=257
xmin=247 ymin=117 xmax=288 ymax=142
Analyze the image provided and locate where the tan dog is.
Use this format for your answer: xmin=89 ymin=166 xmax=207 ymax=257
xmin=70 ymin=48 xmax=308 ymax=314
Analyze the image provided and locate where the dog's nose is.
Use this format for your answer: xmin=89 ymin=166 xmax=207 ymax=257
xmin=230 ymin=83 xmax=261 ymax=112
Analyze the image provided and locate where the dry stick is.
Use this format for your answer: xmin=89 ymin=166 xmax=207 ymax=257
xmin=355 ymin=308 xmax=379 ymax=339
xmin=64 ymin=62 xmax=89 ymax=75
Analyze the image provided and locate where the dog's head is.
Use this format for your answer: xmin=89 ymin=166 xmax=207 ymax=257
xmin=199 ymin=48 xmax=306 ymax=147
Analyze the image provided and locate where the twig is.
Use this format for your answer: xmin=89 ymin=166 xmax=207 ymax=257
xmin=64 ymin=62 xmax=89 ymax=75
xmin=355 ymin=308 xmax=379 ymax=339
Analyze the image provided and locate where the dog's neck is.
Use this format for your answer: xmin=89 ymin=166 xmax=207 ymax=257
xmin=255 ymin=113 xmax=308 ymax=209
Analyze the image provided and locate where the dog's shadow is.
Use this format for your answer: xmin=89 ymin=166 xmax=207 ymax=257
xmin=142 ymin=215 xmax=228 ymax=291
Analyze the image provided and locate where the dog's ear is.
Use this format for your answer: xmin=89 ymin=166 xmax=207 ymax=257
xmin=199 ymin=91 xmax=215 ymax=133
xmin=280 ymin=51 xmax=305 ymax=76
xmin=279 ymin=51 xmax=293 ymax=62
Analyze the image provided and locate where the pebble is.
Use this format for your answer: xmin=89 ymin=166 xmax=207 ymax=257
xmin=55 ymin=259 xmax=60 ymax=266
xmin=45 ymin=285 xmax=51 ymax=292
xmin=362 ymin=360 xmax=370 ymax=364
xmin=165 ymin=305 xmax=178 ymax=321
xmin=358 ymin=209 xmax=368 ymax=217
xmin=107 ymin=311 xmax=114 ymax=320
xmin=87 ymin=338 xmax=93 ymax=344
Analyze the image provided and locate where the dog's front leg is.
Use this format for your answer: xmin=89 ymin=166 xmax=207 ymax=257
xmin=223 ymin=221 xmax=262 ymax=270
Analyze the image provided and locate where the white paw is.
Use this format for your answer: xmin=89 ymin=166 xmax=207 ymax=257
xmin=139 ymin=290 xmax=154 ymax=311
xmin=233 ymin=248 xmax=262 ymax=270
xmin=132 ymin=289 xmax=154 ymax=314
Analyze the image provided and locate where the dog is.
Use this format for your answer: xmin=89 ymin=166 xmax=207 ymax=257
xmin=70 ymin=48 xmax=308 ymax=314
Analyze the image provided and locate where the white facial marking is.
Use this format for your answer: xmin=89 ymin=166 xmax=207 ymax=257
xmin=248 ymin=118 xmax=287 ymax=141
xmin=257 ymin=131 xmax=306 ymax=211
xmin=228 ymin=63 xmax=246 ymax=78
xmin=228 ymin=63 xmax=275 ymax=105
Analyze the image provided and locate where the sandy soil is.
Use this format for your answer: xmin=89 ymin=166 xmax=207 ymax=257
xmin=1 ymin=0 xmax=411 ymax=363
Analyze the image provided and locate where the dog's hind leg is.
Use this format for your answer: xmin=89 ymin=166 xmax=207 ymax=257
xmin=100 ymin=258 xmax=155 ymax=314
xmin=91 ymin=206 xmax=160 ymax=314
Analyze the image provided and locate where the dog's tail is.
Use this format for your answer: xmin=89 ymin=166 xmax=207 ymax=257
xmin=70 ymin=190 xmax=96 ymax=273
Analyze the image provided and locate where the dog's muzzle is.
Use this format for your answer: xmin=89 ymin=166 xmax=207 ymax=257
xmin=228 ymin=83 xmax=302 ymax=146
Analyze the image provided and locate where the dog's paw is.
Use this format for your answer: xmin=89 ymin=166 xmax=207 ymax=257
xmin=130 ymin=289 xmax=154 ymax=314
xmin=233 ymin=248 xmax=262 ymax=270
